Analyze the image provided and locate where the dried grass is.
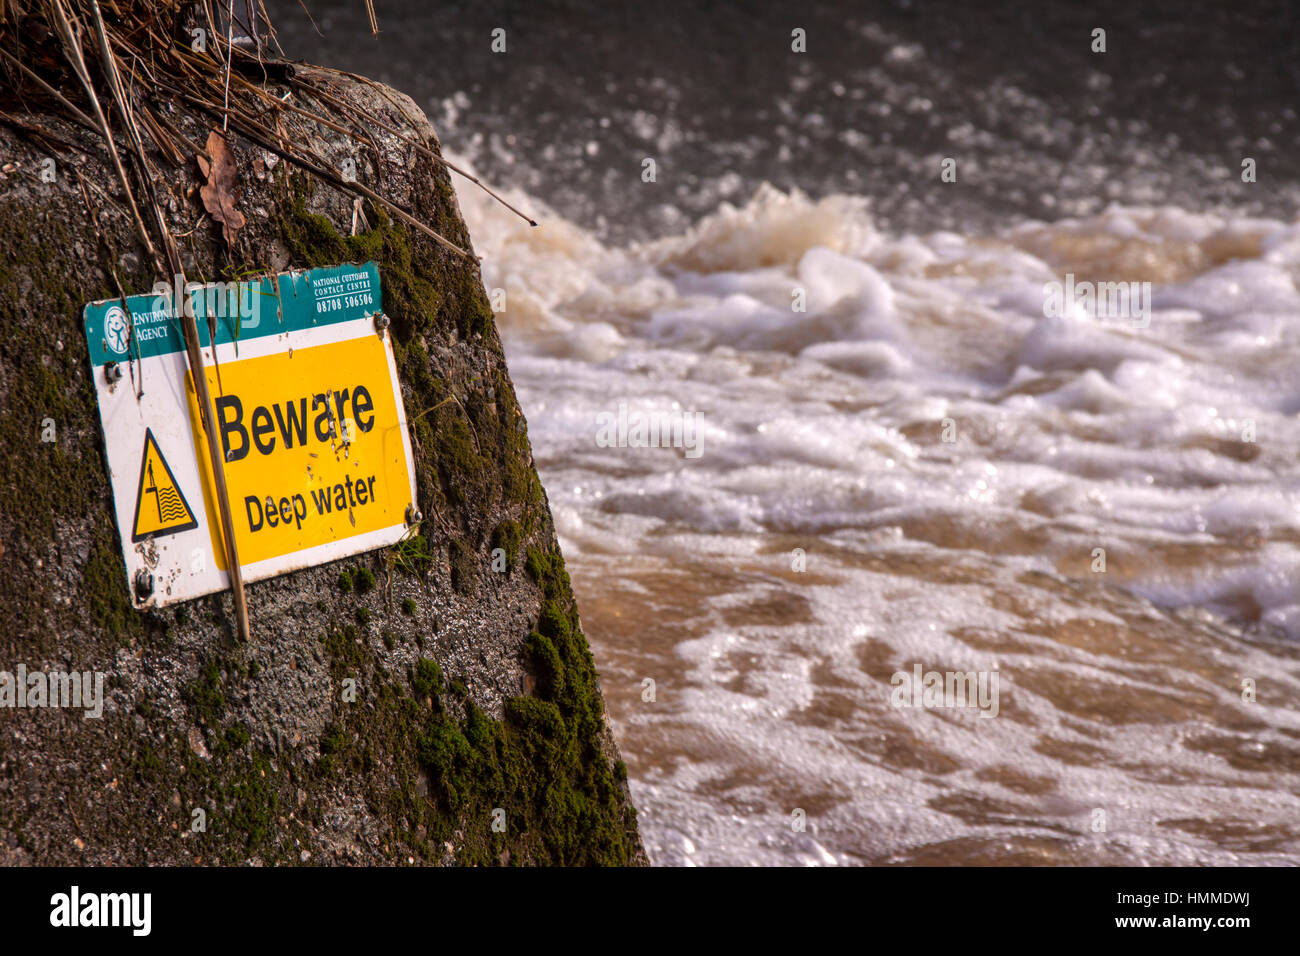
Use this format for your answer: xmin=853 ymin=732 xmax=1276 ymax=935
xmin=0 ymin=0 xmax=535 ymax=263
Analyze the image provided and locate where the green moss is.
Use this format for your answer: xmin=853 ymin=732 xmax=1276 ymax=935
xmin=224 ymin=753 xmax=279 ymax=850
xmin=130 ymin=742 xmax=165 ymax=780
xmin=401 ymin=597 xmax=417 ymax=616
xmin=166 ymin=718 xmax=295 ymax=863
xmin=427 ymin=410 xmax=483 ymax=511
xmin=526 ymin=631 xmax=566 ymax=701
xmin=538 ymin=601 xmax=571 ymax=641
xmin=84 ymin=531 xmax=136 ymax=637
xmin=183 ymin=660 xmax=225 ymax=728
xmin=410 ymin=541 xmax=637 ymax=864
xmin=412 ymin=658 xmax=443 ymax=699
xmin=491 ymin=519 xmax=522 ymax=571
xmin=224 ymin=722 xmax=251 ymax=751
xmin=525 ymin=546 xmax=572 ymax=598
xmin=320 ymin=725 xmax=347 ymax=756
xmin=505 ymin=696 xmax=567 ymax=738
xmin=354 ymin=566 xmax=376 ymax=594
xmin=304 ymin=534 xmax=640 ymax=863
xmin=416 ymin=719 xmax=472 ymax=807
xmin=337 ymin=569 xmax=353 ymax=593
xmin=449 ymin=538 xmax=476 ymax=595
xmin=356 ymin=607 xmax=372 ymax=625
xmin=322 ymin=625 xmax=364 ymax=682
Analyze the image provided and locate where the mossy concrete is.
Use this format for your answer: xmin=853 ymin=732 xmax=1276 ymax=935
xmin=0 ymin=68 xmax=644 ymax=865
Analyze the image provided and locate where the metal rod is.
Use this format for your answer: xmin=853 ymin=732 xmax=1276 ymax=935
xmin=179 ymin=307 xmax=252 ymax=642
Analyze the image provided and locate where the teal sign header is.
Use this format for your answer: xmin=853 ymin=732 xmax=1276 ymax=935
xmin=83 ymin=262 xmax=381 ymax=367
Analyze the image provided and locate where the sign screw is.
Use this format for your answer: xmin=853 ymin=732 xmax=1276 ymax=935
xmin=374 ymin=313 xmax=390 ymax=337
xmin=105 ymin=362 xmax=124 ymax=384
xmin=405 ymin=504 xmax=422 ymax=527
xmin=133 ymin=568 xmax=154 ymax=600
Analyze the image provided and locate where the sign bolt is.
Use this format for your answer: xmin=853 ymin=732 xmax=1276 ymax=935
xmin=405 ymin=504 xmax=422 ymax=527
xmin=133 ymin=568 xmax=154 ymax=600
xmin=104 ymin=362 xmax=124 ymax=384
xmin=374 ymin=312 xmax=390 ymax=337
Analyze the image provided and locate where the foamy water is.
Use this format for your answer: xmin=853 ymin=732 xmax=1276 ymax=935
xmin=451 ymin=158 xmax=1300 ymax=866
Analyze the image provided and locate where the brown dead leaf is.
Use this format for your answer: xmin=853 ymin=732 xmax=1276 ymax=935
xmin=197 ymin=130 xmax=246 ymax=248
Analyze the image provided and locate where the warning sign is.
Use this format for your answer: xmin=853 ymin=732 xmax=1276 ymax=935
xmin=82 ymin=263 xmax=416 ymax=607
xmin=184 ymin=321 xmax=416 ymax=574
xmin=131 ymin=429 xmax=198 ymax=541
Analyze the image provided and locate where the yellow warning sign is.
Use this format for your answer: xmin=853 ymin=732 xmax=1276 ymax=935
xmin=185 ymin=331 xmax=414 ymax=571
xmin=85 ymin=264 xmax=399 ymax=608
xmin=131 ymin=429 xmax=199 ymax=542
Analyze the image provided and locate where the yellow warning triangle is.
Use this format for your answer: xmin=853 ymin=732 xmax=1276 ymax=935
xmin=132 ymin=428 xmax=199 ymax=542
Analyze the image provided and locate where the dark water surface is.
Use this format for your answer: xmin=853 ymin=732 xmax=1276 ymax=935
xmin=270 ymin=0 xmax=1299 ymax=243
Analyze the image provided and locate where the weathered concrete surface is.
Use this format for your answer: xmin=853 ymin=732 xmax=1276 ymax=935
xmin=0 ymin=68 xmax=645 ymax=865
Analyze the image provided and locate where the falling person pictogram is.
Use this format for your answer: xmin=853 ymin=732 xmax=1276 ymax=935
xmin=131 ymin=428 xmax=199 ymax=541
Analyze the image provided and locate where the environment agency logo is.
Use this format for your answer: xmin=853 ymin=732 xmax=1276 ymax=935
xmin=103 ymin=305 xmax=129 ymax=355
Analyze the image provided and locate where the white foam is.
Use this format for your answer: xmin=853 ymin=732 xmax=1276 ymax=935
xmin=451 ymin=156 xmax=1300 ymax=864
